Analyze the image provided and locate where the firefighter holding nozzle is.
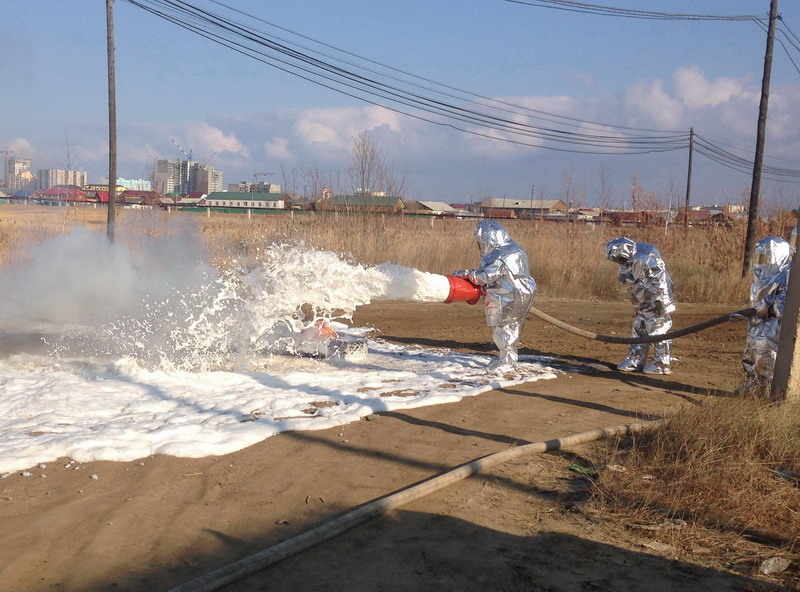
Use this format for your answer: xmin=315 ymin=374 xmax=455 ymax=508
xmin=604 ymin=237 xmax=676 ymax=375
xmin=453 ymin=220 xmax=536 ymax=371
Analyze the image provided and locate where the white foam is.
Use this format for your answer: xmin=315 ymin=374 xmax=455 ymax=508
xmin=0 ymin=230 xmax=557 ymax=473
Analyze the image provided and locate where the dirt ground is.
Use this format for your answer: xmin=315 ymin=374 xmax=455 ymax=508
xmin=0 ymin=298 xmax=796 ymax=592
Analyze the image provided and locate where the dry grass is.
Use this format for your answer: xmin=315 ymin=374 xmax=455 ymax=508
xmin=593 ymin=397 xmax=800 ymax=576
xmin=194 ymin=211 xmax=762 ymax=305
xmin=0 ymin=205 xmax=773 ymax=305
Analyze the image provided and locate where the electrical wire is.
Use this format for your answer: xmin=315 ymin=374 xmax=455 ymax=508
xmin=206 ymin=0 xmax=687 ymax=137
xmin=122 ymin=0 xmax=690 ymax=155
xmin=122 ymin=0 xmax=800 ymax=180
xmin=694 ymin=134 xmax=800 ymax=183
xmin=500 ymin=0 xmax=760 ymax=22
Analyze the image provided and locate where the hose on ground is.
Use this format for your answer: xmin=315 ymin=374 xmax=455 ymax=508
xmin=528 ymin=306 xmax=756 ymax=344
xmin=167 ymin=420 xmax=660 ymax=592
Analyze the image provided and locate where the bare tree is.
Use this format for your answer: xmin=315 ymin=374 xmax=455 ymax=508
xmin=347 ymin=130 xmax=406 ymax=197
xmin=561 ymin=165 xmax=576 ymax=207
xmin=594 ymin=163 xmax=612 ymax=211
xmin=300 ymin=167 xmax=327 ymax=202
xmin=280 ymin=165 xmax=300 ymax=197
xmin=661 ymin=175 xmax=676 ymax=234
xmin=630 ymin=172 xmax=643 ymax=212
xmin=578 ymin=172 xmax=588 ymax=209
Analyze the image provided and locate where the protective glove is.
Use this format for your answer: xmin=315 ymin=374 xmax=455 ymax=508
xmin=755 ymin=300 xmax=771 ymax=318
xmin=654 ymin=301 xmax=665 ymax=317
xmin=618 ymin=264 xmax=634 ymax=285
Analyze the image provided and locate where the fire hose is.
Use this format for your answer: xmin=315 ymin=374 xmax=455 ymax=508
xmin=167 ymin=421 xmax=657 ymax=592
xmin=444 ymin=273 xmax=756 ymax=345
xmin=528 ymin=306 xmax=756 ymax=344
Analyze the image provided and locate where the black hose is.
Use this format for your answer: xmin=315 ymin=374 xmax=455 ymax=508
xmin=528 ymin=306 xmax=755 ymax=344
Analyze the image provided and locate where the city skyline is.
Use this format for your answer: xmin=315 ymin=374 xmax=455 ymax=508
xmin=3 ymin=1 xmax=800 ymax=207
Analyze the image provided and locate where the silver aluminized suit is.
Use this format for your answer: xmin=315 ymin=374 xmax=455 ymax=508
xmin=604 ymin=237 xmax=676 ymax=374
xmin=739 ymin=236 xmax=792 ymax=394
xmin=454 ymin=220 xmax=536 ymax=369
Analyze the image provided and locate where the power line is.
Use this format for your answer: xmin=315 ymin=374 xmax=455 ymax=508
xmin=123 ymin=0 xmax=800 ymax=182
xmin=207 ymin=0 xmax=685 ymax=137
xmin=694 ymin=133 xmax=800 ymax=183
xmin=123 ymin=0 xmax=688 ymax=155
xmin=500 ymin=0 xmax=760 ymax=22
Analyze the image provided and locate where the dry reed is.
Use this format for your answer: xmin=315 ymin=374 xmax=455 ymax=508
xmin=194 ymin=211 xmax=764 ymax=305
xmin=595 ymin=397 xmax=800 ymax=556
xmin=0 ymin=205 xmax=782 ymax=305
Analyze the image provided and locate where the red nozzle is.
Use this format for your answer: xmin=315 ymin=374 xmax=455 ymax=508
xmin=445 ymin=275 xmax=482 ymax=305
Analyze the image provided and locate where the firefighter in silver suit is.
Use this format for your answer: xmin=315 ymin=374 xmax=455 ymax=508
xmin=739 ymin=236 xmax=792 ymax=394
xmin=604 ymin=237 xmax=676 ymax=374
xmin=454 ymin=220 xmax=537 ymax=370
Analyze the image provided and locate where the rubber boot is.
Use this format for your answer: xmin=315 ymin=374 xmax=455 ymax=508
xmin=617 ymin=356 xmax=644 ymax=372
xmin=643 ymin=361 xmax=672 ymax=375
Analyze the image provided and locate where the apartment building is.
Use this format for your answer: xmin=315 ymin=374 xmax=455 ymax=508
xmin=154 ymin=158 xmax=223 ymax=195
xmin=37 ymin=169 xmax=88 ymax=191
xmin=6 ymin=158 xmax=34 ymax=190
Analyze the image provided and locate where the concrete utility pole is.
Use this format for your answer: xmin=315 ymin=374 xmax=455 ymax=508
xmin=106 ymin=0 xmax=118 ymax=242
xmin=742 ymin=0 xmax=779 ymax=277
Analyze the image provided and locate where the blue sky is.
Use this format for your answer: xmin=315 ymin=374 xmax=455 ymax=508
xmin=3 ymin=0 xmax=800 ymax=207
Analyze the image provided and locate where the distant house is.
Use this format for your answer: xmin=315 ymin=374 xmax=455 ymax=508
xmin=119 ymin=190 xmax=163 ymax=206
xmin=575 ymin=208 xmax=603 ymax=221
xmin=484 ymin=208 xmax=517 ymax=220
xmin=12 ymin=190 xmax=39 ymax=200
xmin=313 ymin=194 xmax=404 ymax=214
xmin=205 ymin=191 xmax=285 ymax=210
xmin=676 ymin=208 xmax=737 ymax=227
xmin=479 ymin=198 xmax=568 ymax=219
xmin=284 ymin=197 xmax=309 ymax=210
xmin=407 ymin=201 xmax=460 ymax=217
xmin=606 ymin=210 xmax=662 ymax=226
xmin=178 ymin=194 xmax=207 ymax=207
xmin=41 ymin=185 xmax=87 ymax=202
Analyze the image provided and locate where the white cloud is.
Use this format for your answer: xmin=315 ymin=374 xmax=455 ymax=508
xmin=623 ymin=78 xmax=684 ymax=129
xmin=6 ymin=137 xmax=35 ymax=155
xmin=673 ymin=65 xmax=746 ymax=109
xmin=463 ymin=95 xmax=577 ymax=157
xmin=264 ymin=137 xmax=294 ymax=161
xmin=184 ymin=122 xmax=248 ymax=159
xmin=296 ymin=115 xmax=343 ymax=147
xmin=294 ymin=105 xmax=404 ymax=150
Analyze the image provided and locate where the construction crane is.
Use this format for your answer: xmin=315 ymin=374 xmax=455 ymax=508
xmin=253 ymin=171 xmax=275 ymax=182
xmin=171 ymin=138 xmax=193 ymax=161
xmin=201 ymin=151 xmax=218 ymax=167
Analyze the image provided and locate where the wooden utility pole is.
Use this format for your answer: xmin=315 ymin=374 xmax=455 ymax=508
xmin=684 ymin=127 xmax=694 ymax=234
xmin=772 ymin=244 xmax=800 ymax=400
xmin=742 ymin=0 xmax=779 ymax=276
xmin=106 ymin=0 xmax=117 ymax=242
